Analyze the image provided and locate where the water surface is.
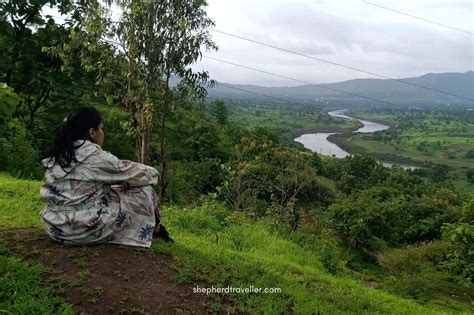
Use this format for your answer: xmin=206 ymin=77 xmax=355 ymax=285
xmin=295 ymin=109 xmax=417 ymax=170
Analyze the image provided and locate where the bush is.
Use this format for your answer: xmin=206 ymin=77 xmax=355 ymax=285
xmin=403 ymin=188 xmax=462 ymax=243
xmin=466 ymin=169 xmax=474 ymax=184
xmin=320 ymin=241 xmax=343 ymax=275
xmin=268 ymin=197 xmax=299 ymax=231
xmin=382 ymin=245 xmax=443 ymax=303
xmin=167 ymin=158 xmax=222 ymax=204
xmin=240 ymin=190 xmax=268 ymax=217
xmin=326 ymin=187 xmax=406 ymax=250
xmin=219 ymin=132 xmax=330 ymax=227
xmin=428 ymin=164 xmax=449 ymax=182
xmin=385 ymin=273 xmax=435 ymax=303
xmin=0 ymin=83 xmax=20 ymax=122
xmin=334 ymin=154 xmax=389 ymax=194
xmin=465 ymin=149 xmax=474 ymax=159
xmin=0 ymin=119 xmax=42 ymax=178
xmin=414 ymin=241 xmax=450 ymax=265
xmin=460 ymin=194 xmax=474 ymax=224
xmin=441 ymin=223 xmax=474 ymax=288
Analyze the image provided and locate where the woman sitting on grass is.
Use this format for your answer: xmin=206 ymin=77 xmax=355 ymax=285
xmin=40 ymin=107 xmax=172 ymax=247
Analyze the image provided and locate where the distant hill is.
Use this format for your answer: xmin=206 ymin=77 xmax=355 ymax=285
xmin=207 ymin=71 xmax=474 ymax=108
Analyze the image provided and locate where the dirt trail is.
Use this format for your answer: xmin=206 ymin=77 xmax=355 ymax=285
xmin=1 ymin=229 xmax=218 ymax=314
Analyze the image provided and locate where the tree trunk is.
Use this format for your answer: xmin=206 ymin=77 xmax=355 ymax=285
xmin=140 ymin=115 xmax=150 ymax=165
xmin=27 ymin=88 xmax=50 ymax=129
xmin=159 ymin=73 xmax=170 ymax=204
xmin=125 ymin=56 xmax=142 ymax=163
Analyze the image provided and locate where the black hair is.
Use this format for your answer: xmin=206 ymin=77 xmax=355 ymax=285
xmin=45 ymin=107 xmax=102 ymax=169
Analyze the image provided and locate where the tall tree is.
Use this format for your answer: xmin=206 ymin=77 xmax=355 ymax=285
xmin=48 ymin=0 xmax=217 ymax=203
xmin=210 ymin=99 xmax=228 ymax=125
xmin=111 ymin=0 xmax=217 ymax=203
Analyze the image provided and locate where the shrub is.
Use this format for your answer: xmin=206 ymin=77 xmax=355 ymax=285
xmin=167 ymin=158 xmax=222 ymax=204
xmin=320 ymin=241 xmax=343 ymax=275
xmin=385 ymin=273 xmax=434 ymax=303
xmin=460 ymin=194 xmax=474 ymax=224
xmin=466 ymin=169 xmax=474 ymax=184
xmin=465 ymin=149 xmax=474 ymax=159
xmin=441 ymin=223 xmax=474 ymax=288
xmin=268 ymin=197 xmax=299 ymax=231
xmin=415 ymin=241 xmax=450 ymax=265
xmin=240 ymin=190 xmax=268 ymax=217
xmin=382 ymin=245 xmax=441 ymax=303
xmin=0 ymin=119 xmax=42 ymax=178
xmin=0 ymin=83 xmax=20 ymax=122
xmin=326 ymin=187 xmax=406 ymax=250
xmin=219 ymin=132 xmax=330 ymax=228
xmin=334 ymin=154 xmax=389 ymax=194
xmin=403 ymin=188 xmax=462 ymax=243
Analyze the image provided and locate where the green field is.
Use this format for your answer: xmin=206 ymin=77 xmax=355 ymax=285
xmin=350 ymin=110 xmax=474 ymax=166
xmin=331 ymin=109 xmax=474 ymax=193
xmin=227 ymin=105 xmax=361 ymax=139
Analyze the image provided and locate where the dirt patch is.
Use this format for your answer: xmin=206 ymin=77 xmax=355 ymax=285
xmin=1 ymin=228 xmax=222 ymax=314
xmin=362 ymin=279 xmax=381 ymax=289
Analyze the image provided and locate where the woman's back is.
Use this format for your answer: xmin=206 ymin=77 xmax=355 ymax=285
xmin=40 ymin=107 xmax=162 ymax=247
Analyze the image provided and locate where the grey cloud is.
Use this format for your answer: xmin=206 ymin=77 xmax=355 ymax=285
xmin=202 ymin=0 xmax=472 ymax=86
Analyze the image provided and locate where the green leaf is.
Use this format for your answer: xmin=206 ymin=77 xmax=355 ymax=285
xmin=0 ymin=84 xmax=20 ymax=121
xmin=106 ymin=95 xmax=114 ymax=105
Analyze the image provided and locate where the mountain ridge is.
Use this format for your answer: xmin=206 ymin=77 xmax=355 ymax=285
xmin=207 ymin=70 xmax=474 ymax=107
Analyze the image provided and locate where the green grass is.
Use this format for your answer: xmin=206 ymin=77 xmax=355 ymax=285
xmin=450 ymin=178 xmax=474 ymax=195
xmin=0 ymin=173 xmax=72 ymax=314
xmin=343 ymin=133 xmax=474 ymax=169
xmin=0 ymin=172 xmax=43 ymax=229
xmin=153 ymin=199 xmax=473 ymax=313
xmin=0 ymin=254 xmax=75 ymax=314
xmin=1 ymin=172 xmax=472 ymax=314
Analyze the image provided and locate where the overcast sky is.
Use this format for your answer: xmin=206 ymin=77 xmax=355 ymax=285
xmin=192 ymin=0 xmax=474 ymax=86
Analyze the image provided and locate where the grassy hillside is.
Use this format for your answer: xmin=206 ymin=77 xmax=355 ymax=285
xmin=1 ymin=172 xmax=472 ymax=314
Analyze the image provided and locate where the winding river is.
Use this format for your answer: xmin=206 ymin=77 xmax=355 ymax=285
xmin=294 ymin=109 xmax=417 ymax=170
